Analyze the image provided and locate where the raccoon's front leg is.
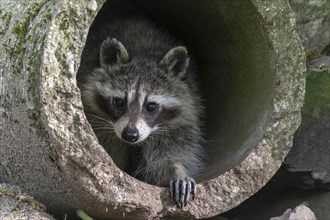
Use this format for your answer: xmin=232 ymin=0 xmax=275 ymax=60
xmin=169 ymin=162 xmax=197 ymax=208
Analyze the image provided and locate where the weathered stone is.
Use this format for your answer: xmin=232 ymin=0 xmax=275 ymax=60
xmin=282 ymin=71 xmax=330 ymax=190
xmin=289 ymin=0 xmax=330 ymax=52
xmin=270 ymin=205 xmax=316 ymax=220
xmin=0 ymin=0 xmax=305 ymax=219
xmin=310 ymin=56 xmax=330 ymax=72
xmin=0 ymin=183 xmax=55 ymax=220
xmin=217 ymin=187 xmax=329 ymax=220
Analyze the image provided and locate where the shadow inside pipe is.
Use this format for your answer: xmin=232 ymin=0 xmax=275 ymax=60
xmin=77 ymin=0 xmax=275 ymax=182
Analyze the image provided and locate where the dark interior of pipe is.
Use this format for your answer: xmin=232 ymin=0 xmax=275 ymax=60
xmin=78 ymin=0 xmax=275 ymax=182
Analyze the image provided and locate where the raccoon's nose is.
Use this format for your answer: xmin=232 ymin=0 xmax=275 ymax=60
xmin=122 ymin=126 xmax=140 ymax=143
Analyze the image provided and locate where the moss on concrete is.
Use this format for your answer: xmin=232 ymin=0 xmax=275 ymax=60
xmin=1 ymin=1 xmax=54 ymax=133
xmin=10 ymin=1 xmax=48 ymax=56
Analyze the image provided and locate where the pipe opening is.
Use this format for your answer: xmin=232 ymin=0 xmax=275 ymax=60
xmin=77 ymin=0 xmax=275 ymax=183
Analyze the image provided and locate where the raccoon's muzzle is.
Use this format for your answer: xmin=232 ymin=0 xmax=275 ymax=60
xmin=122 ymin=124 xmax=139 ymax=143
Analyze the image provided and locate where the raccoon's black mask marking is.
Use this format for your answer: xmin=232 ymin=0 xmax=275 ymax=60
xmin=92 ymin=36 xmax=191 ymax=139
xmin=143 ymin=106 xmax=181 ymax=128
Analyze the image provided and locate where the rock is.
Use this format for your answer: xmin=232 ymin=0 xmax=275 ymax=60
xmin=310 ymin=56 xmax=330 ymax=72
xmin=322 ymin=45 xmax=330 ymax=56
xmin=270 ymin=205 xmax=316 ymax=220
xmin=283 ymin=71 xmax=330 ymax=190
xmin=216 ymin=187 xmax=329 ymax=220
xmin=0 ymin=183 xmax=54 ymax=220
xmin=289 ymin=0 xmax=330 ymax=53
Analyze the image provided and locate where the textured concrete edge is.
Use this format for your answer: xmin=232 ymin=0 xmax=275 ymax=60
xmin=39 ymin=0 xmax=306 ymax=219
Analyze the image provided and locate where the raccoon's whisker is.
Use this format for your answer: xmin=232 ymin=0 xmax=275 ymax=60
xmin=88 ymin=119 xmax=115 ymax=128
xmin=96 ymin=133 xmax=117 ymax=143
xmin=93 ymin=129 xmax=115 ymax=135
xmin=90 ymin=124 xmax=114 ymax=129
xmin=88 ymin=120 xmax=111 ymax=125
xmin=90 ymin=122 xmax=114 ymax=129
xmin=150 ymin=129 xmax=167 ymax=136
xmin=90 ymin=123 xmax=114 ymax=128
xmin=135 ymin=141 xmax=145 ymax=148
xmin=154 ymin=129 xmax=173 ymax=137
xmin=86 ymin=113 xmax=114 ymax=125
xmin=149 ymin=134 xmax=167 ymax=147
xmin=151 ymin=134 xmax=171 ymax=143
xmin=92 ymin=128 xmax=115 ymax=132
xmin=90 ymin=124 xmax=115 ymax=129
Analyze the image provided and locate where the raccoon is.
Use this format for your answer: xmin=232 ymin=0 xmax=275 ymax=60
xmin=77 ymin=17 xmax=204 ymax=207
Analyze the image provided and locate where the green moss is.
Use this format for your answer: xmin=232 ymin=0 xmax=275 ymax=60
xmin=303 ymin=71 xmax=330 ymax=118
xmin=301 ymin=201 xmax=310 ymax=207
xmin=16 ymin=194 xmax=46 ymax=211
xmin=0 ymin=187 xmax=46 ymax=211
xmin=7 ymin=1 xmax=52 ymax=135
xmin=1 ymin=11 xmax=12 ymax=35
xmin=1 ymin=11 xmax=11 ymax=38
xmin=0 ymin=187 xmax=15 ymax=197
xmin=1 ymin=11 xmax=11 ymax=21
xmin=59 ymin=16 xmax=70 ymax=30
xmin=45 ymin=11 xmax=52 ymax=21
xmin=11 ymin=4 xmax=39 ymax=55
xmin=11 ymin=1 xmax=48 ymax=50
xmin=9 ymin=0 xmax=49 ymax=76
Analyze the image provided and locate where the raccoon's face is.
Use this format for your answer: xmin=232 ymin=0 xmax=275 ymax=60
xmin=101 ymin=79 xmax=182 ymax=144
xmin=82 ymin=38 xmax=195 ymax=144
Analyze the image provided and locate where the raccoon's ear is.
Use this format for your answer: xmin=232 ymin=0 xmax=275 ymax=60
xmin=159 ymin=46 xmax=189 ymax=78
xmin=100 ymin=38 xmax=129 ymax=68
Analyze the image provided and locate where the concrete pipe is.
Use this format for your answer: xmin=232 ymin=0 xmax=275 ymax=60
xmin=0 ymin=0 xmax=305 ymax=219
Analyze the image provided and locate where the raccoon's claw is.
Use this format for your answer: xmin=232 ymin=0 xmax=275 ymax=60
xmin=170 ymin=177 xmax=196 ymax=208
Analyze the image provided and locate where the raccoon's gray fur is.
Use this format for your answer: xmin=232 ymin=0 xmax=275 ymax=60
xmin=77 ymin=17 xmax=204 ymax=207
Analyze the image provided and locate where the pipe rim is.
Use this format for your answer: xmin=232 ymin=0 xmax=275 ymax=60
xmin=40 ymin=0 xmax=305 ymax=218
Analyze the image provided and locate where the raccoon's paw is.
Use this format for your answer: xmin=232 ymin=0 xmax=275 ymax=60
xmin=169 ymin=177 xmax=196 ymax=208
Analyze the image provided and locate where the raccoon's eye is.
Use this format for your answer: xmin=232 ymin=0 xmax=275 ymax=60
xmin=113 ymin=98 xmax=125 ymax=108
xmin=146 ymin=102 xmax=159 ymax=113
